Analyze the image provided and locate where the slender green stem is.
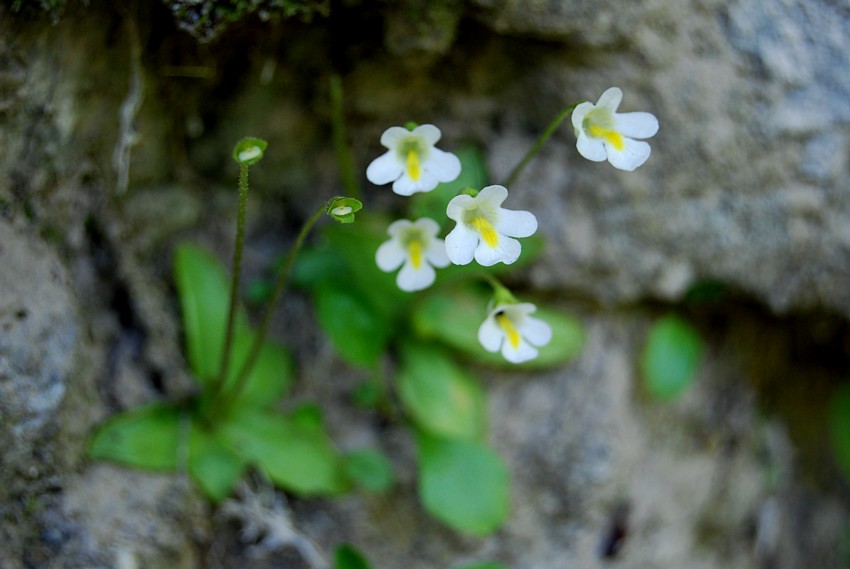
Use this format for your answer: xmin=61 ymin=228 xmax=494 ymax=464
xmin=213 ymin=163 xmax=250 ymax=395
xmin=330 ymin=74 xmax=361 ymax=199
xmin=214 ymin=203 xmax=328 ymax=416
xmin=501 ymin=102 xmax=582 ymax=188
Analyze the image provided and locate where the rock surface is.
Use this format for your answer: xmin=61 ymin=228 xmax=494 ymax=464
xmin=1 ymin=0 xmax=849 ymax=568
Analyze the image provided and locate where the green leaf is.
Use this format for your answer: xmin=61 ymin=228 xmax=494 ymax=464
xmin=189 ymin=420 xmax=247 ymax=502
xmin=219 ymin=407 xmax=347 ymax=495
xmin=452 ymin=563 xmax=510 ymax=569
xmin=829 ymin=384 xmax=850 ymax=483
xmin=89 ymin=403 xmax=183 ymax=471
xmin=417 ymin=433 xmax=510 ymax=536
xmin=173 ymin=242 xmax=245 ymax=383
xmin=315 ymin=281 xmax=390 ymax=368
xmin=344 ymin=449 xmax=394 ymax=493
xmin=292 ymin=246 xmax=347 ymax=288
xmin=397 ymin=343 xmax=486 ymax=440
xmin=224 ymin=329 xmax=294 ymax=407
xmin=412 ymin=283 xmax=584 ymax=368
xmin=174 ymin=242 xmax=293 ymax=403
xmin=640 ymin=314 xmax=703 ymax=401
xmin=334 ymin=544 xmax=373 ymax=569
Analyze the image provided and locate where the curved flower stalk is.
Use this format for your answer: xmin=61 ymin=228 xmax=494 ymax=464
xmin=572 ymin=87 xmax=659 ymax=171
xmin=478 ymin=302 xmax=552 ymax=364
xmin=445 ymin=185 xmax=537 ymax=267
xmin=366 ymin=124 xmax=462 ymax=196
xmin=376 ymin=218 xmax=450 ymax=292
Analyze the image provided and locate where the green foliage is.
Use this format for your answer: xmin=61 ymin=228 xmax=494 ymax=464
xmin=417 ymin=432 xmax=510 ymax=536
xmin=343 ymin=449 xmax=394 ymax=493
xmin=334 ymin=544 xmax=373 ymax=569
xmin=88 ymin=403 xmax=183 ymax=471
xmin=91 ymin=123 xmax=590 ymax=540
xmin=288 ymin=145 xmax=585 ymax=535
xmin=315 ymin=282 xmax=390 ymax=369
xmin=173 ymin=243 xmax=240 ymax=383
xmin=640 ymin=314 xmax=703 ymax=401
xmin=189 ymin=422 xmax=248 ymax=502
xmin=397 ymin=343 xmax=486 ymax=441
xmin=174 ymin=243 xmax=294 ymax=405
xmin=829 ymin=384 xmax=850 ymax=482
xmin=91 ymin=243 xmax=340 ymax=503
xmin=219 ymin=406 xmax=348 ymax=496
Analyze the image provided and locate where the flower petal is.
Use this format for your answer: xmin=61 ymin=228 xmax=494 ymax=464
xmin=606 ymin=137 xmax=651 ymax=171
xmin=571 ymin=101 xmax=594 ymax=134
xmin=576 ymin=132 xmax=607 ymax=162
xmin=392 ymin=173 xmax=427 ymax=196
xmin=501 ymin=339 xmax=538 ymax=364
xmin=477 ymin=185 xmax=509 ymax=208
xmin=423 ymin=147 xmax=462 ymax=184
xmin=496 ymin=209 xmax=538 ymax=238
xmin=367 ymin=151 xmax=404 ymax=185
xmin=387 ymin=218 xmax=413 ymax=237
xmin=425 ymin=239 xmax=451 ymax=268
xmin=477 ymin=316 xmax=503 ymax=353
xmin=376 ymin=240 xmax=406 ymax=272
xmin=474 ymin=234 xmax=521 ymax=266
xmin=412 ymin=124 xmax=442 ymax=146
xmin=596 ymin=87 xmax=623 ymax=112
xmin=446 ymin=194 xmax=475 ymax=222
xmin=445 ymin=225 xmax=478 ymax=265
xmin=615 ymin=112 xmax=659 ymax=139
xmin=397 ymin=260 xmax=435 ymax=292
xmin=414 ymin=217 xmax=441 ymax=236
xmin=380 ymin=126 xmax=412 ymax=148
xmin=520 ymin=316 xmax=553 ymax=347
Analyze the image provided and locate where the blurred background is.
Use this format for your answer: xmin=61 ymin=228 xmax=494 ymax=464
xmin=1 ymin=0 xmax=849 ymax=567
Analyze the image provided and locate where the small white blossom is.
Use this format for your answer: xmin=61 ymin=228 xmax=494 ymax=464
xmin=571 ymin=87 xmax=659 ymax=171
xmin=478 ymin=302 xmax=552 ymax=364
xmin=445 ymin=185 xmax=537 ymax=266
xmin=376 ymin=218 xmax=450 ymax=292
xmin=366 ymin=124 xmax=461 ymax=196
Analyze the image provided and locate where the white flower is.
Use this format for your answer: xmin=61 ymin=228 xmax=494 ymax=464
xmin=478 ymin=302 xmax=552 ymax=364
xmin=375 ymin=218 xmax=450 ymax=292
xmin=571 ymin=87 xmax=659 ymax=171
xmin=366 ymin=124 xmax=462 ymax=196
xmin=445 ymin=185 xmax=537 ymax=266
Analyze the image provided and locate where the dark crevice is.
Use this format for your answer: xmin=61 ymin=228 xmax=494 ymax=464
xmin=85 ymin=216 xmax=164 ymax=402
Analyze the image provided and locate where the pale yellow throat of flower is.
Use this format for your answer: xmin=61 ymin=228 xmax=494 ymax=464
xmin=587 ymin=124 xmax=625 ymax=151
xmin=495 ymin=312 xmax=521 ymax=349
xmin=406 ymin=149 xmax=421 ymax=181
xmin=471 ymin=216 xmax=499 ymax=248
xmin=407 ymin=239 xmax=423 ymax=269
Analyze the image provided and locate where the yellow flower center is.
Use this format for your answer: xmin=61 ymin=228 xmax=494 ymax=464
xmin=406 ymin=149 xmax=421 ymax=181
xmin=471 ymin=216 xmax=499 ymax=248
xmin=495 ymin=312 xmax=521 ymax=349
xmin=587 ymin=124 xmax=625 ymax=151
xmin=407 ymin=238 xmax=423 ymax=269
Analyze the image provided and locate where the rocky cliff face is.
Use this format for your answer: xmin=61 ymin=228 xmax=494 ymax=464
xmin=1 ymin=1 xmax=848 ymax=567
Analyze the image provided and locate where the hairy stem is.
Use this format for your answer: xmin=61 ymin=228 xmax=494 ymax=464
xmin=213 ymin=203 xmax=327 ymax=417
xmin=212 ymin=163 xmax=250 ymax=398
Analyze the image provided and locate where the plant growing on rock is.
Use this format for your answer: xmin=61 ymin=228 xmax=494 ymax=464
xmin=89 ymin=86 xmax=657 ymax=546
